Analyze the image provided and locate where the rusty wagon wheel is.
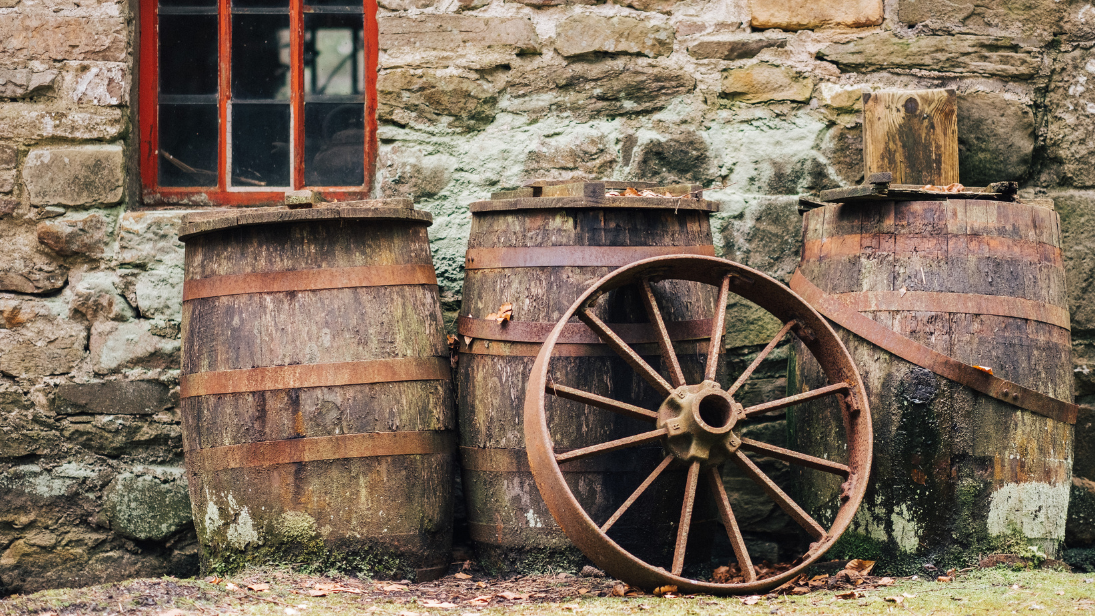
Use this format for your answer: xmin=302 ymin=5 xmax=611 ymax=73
xmin=523 ymin=255 xmax=872 ymax=595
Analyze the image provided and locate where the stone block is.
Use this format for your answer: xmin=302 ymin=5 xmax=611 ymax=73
xmin=89 ymin=320 xmax=180 ymax=374
xmin=0 ymin=300 xmax=87 ymax=378
xmin=1052 ymin=191 xmax=1095 ymax=334
xmin=0 ymin=223 xmax=68 ymax=294
xmin=521 ymin=132 xmax=617 ymax=182
xmin=631 ymin=130 xmax=710 ymax=183
xmin=719 ymin=196 xmax=803 ymax=282
xmin=0 ymin=145 xmax=16 ymax=169
xmin=554 ymin=15 xmax=674 ymax=58
xmin=899 ymin=0 xmax=1066 ymax=46
xmin=103 ymin=469 xmax=191 ymax=541
xmin=818 ymin=33 xmax=1040 ymax=79
xmin=0 ymin=14 xmax=126 ymax=62
xmin=52 ymin=380 xmax=171 ymax=416
xmin=957 ymin=92 xmax=1034 ymax=185
xmin=505 ymin=58 xmax=695 ymax=120
xmin=1041 ymin=49 xmax=1095 ymax=188
xmin=70 ymin=272 xmax=135 ymax=322
xmin=379 ymin=15 xmax=540 ymax=69
xmin=0 ymin=69 xmax=58 ymax=99
xmin=0 ymin=390 xmax=57 ymax=459
xmin=721 ymin=63 xmax=813 ymax=103
xmin=688 ymin=36 xmax=786 ymax=61
xmin=377 ymin=69 xmax=498 ymax=131
xmin=0 ymin=198 xmax=15 ymax=218
xmin=61 ymin=414 xmax=181 ymax=457
xmin=378 ymin=146 xmax=455 ymax=200
xmin=36 ymin=213 xmax=109 ymax=257
xmin=750 ymin=0 xmax=883 ymax=30
xmin=67 ymin=64 xmax=127 ymax=106
xmin=1064 ymin=3 xmax=1095 ymax=41
xmin=117 ymin=210 xmax=189 ymax=268
xmin=126 ymin=266 xmax=184 ymax=321
xmin=0 ymin=171 xmax=14 ymax=193
xmin=377 ymin=0 xmax=437 ymax=10
xmin=23 ymin=145 xmax=123 ymax=207
xmin=0 ymin=105 xmax=124 ymax=141
xmin=613 ymin=0 xmax=674 ymax=13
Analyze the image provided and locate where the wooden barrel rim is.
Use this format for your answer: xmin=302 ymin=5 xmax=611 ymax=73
xmin=460 ymin=446 xmax=664 ymax=473
xmin=469 ymin=196 xmax=720 ymax=213
xmin=180 ymin=356 xmax=450 ymax=398
xmin=456 ymin=316 xmax=715 ymax=345
xmin=459 ymin=339 xmax=709 ymax=357
xmin=464 ymin=245 xmax=716 ymax=269
xmin=826 ymin=290 xmax=1070 ymax=330
xmin=183 ymin=264 xmax=437 ymax=301
xmin=179 ymin=205 xmax=433 ymax=240
xmin=185 ymin=431 xmax=455 ymax=471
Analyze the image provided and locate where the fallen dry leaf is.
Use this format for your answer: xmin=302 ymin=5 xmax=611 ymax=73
xmin=836 ymin=590 xmax=865 ymax=600
xmin=453 ymin=572 xmax=472 ymax=580
xmin=884 ymin=596 xmax=904 ymax=604
xmin=475 ymin=581 xmax=487 ymax=589
xmin=791 ymin=587 xmax=810 ymax=595
xmin=381 ymin=583 xmax=409 ymax=592
xmin=937 ymin=576 xmax=954 ymax=583
xmin=225 ymin=582 xmax=240 ymax=591
xmin=741 ymin=595 xmax=762 ymax=605
xmin=466 ymin=596 xmax=492 ymax=606
xmin=846 ymin=559 xmax=875 ymax=576
xmin=712 ymin=566 xmax=732 ymax=583
xmin=652 ymin=585 xmax=678 ymax=597
xmin=877 ymin=577 xmax=895 ymax=586
xmin=421 ymin=600 xmax=457 ymax=609
xmin=247 ymin=583 xmax=270 ymax=592
xmin=314 ymin=583 xmax=338 ymax=591
xmin=611 ymin=584 xmax=627 ymax=597
xmin=496 ymin=591 xmax=528 ymax=601
xmin=624 ymin=187 xmax=641 ymax=197
xmin=307 ymin=590 xmax=328 ymax=597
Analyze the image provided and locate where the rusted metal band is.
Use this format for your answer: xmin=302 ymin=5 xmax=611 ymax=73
xmin=456 ymin=316 xmax=715 ymax=344
xmin=460 ymin=446 xmax=664 ymax=473
xmin=789 ymin=270 xmax=1078 ymax=425
xmin=829 ymin=290 xmax=1070 ymax=331
xmin=180 ymin=356 xmax=450 ymax=398
xmin=803 ymin=234 xmax=1062 ymax=266
xmin=458 ymin=339 xmax=709 ymax=357
xmin=185 ymin=431 xmax=455 ymax=472
xmin=183 ymin=264 xmax=438 ymax=301
xmin=463 ymin=245 xmax=716 ymax=270
xmin=469 ymin=196 xmax=720 ymax=213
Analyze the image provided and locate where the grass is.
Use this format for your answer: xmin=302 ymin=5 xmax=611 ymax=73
xmin=1 ymin=566 xmax=1094 ymax=615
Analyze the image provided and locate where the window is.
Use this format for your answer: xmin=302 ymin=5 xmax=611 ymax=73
xmin=139 ymin=0 xmax=378 ymax=205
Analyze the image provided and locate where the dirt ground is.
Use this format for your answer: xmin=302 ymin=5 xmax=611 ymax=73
xmin=2 ymin=560 xmax=1095 ymax=616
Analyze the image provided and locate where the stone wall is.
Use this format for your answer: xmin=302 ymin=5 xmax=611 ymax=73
xmin=2 ymin=0 xmax=1095 ymax=592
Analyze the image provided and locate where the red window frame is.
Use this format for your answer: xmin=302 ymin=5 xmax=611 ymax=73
xmin=138 ymin=0 xmax=379 ymax=206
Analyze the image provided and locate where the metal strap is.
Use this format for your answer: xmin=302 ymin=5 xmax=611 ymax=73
xmin=459 ymin=339 xmax=710 ymax=357
xmin=180 ymin=356 xmax=450 ymax=398
xmin=459 ymin=446 xmax=665 ymax=473
xmin=463 ymin=245 xmax=716 ymax=269
xmin=456 ymin=316 xmax=715 ymax=344
xmin=183 ymin=264 xmax=437 ymax=301
xmin=185 ymin=431 xmax=455 ymax=472
xmin=789 ymin=270 xmax=1077 ymax=425
xmin=803 ymin=234 xmax=1062 ymax=265
xmin=830 ymin=290 xmax=1070 ymax=330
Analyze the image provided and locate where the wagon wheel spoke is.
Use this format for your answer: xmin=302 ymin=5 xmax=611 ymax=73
xmin=706 ymin=465 xmax=755 ymax=582
xmin=726 ymin=320 xmax=798 ymax=396
xmin=545 ymin=383 xmax=658 ymax=423
xmin=556 ymin=428 xmax=668 ymax=464
xmin=742 ymin=382 xmax=850 ymax=418
xmin=640 ymin=278 xmax=686 ymax=388
xmin=731 ymin=450 xmax=826 ymax=539
xmin=601 ymin=455 xmax=675 ymax=533
xmin=704 ymin=274 xmax=732 ymax=382
xmin=672 ymin=460 xmax=702 ymax=576
xmin=738 ymin=438 xmax=850 ymax=477
xmin=578 ymin=308 xmax=673 ymax=396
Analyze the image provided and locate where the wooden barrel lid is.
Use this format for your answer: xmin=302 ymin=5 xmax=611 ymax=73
xmin=471 ymin=181 xmax=720 ymax=213
xmin=178 ymin=199 xmax=432 ymax=241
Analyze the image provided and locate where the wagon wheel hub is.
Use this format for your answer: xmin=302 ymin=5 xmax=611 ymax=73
xmin=658 ymin=381 xmax=743 ymax=465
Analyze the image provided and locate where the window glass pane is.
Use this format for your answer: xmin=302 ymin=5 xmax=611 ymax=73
xmin=160 ymin=0 xmax=216 ymax=8
xmin=232 ymin=14 xmax=291 ymax=100
xmin=304 ymin=14 xmax=364 ymax=96
xmin=305 ymin=0 xmax=363 ymax=9
xmin=159 ymin=104 xmax=218 ymax=187
xmin=232 ymin=103 xmax=291 ymax=187
xmin=305 ymin=103 xmax=364 ymax=186
xmin=233 ymin=0 xmax=289 ymax=9
xmin=160 ymin=15 xmax=218 ymax=95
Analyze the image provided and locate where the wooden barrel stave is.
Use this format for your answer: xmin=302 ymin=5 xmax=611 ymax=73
xmin=459 ymin=204 xmax=718 ymax=571
xmin=181 ymin=210 xmax=454 ymax=580
xmin=791 ymin=198 xmax=1074 ymax=569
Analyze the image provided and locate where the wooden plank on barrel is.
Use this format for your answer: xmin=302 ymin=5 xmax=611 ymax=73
xmin=491 ymin=187 xmax=536 ymax=200
xmin=541 ymin=182 xmax=606 ymax=199
xmin=863 ymin=89 xmax=958 ymax=186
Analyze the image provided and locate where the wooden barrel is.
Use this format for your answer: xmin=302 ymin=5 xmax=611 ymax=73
xmin=178 ymin=201 xmax=455 ymax=581
xmin=790 ymin=197 xmax=1075 ymax=569
xmin=456 ymin=181 xmax=721 ymax=572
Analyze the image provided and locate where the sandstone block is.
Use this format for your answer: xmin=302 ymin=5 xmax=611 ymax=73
xmin=36 ymin=213 xmax=109 ymax=257
xmin=52 ymin=381 xmax=171 ymax=416
xmin=0 ymin=171 xmax=14 ymax=194
xmin=721 ymin=63 xmax=813 ymax=103
xmin=818 ymin=33 xmax=1040 ymax=78
xmin=61 ymin=414 xmax=181 ymax=456
xmin=505 ymin=58 xmax=695 ymax=120
xmin=0 ymin=223 xmax=68 ymax=293
xmin=750 ymin=0 xmax=883 ymax=30
xmin=379 ymin=15 xmax=540 ymax=69
xmin=0 ymin=14 xmax=126 ymax=62
xmin=89 ymin=320 xmax=180 ymax=374
xmin=957 ymin=92 xmax=1034 ymax=185
xmin=124 ymin=266 xmax=184 ymax=321
xmin=117 ymin=211 xmax=191 ymax=268
xmin=24 ymin=145 xmax=123 ymax=207
xmin=0 ymin=145 xmax=16 ymax=169
xmin=613 ymin=0 xmax=675 ymax=13
xmin=0 ymin=301 xmax=87 ymax=378
xmin=632 ymin=130 xmax=710 ymax=183
xmin=1041 ymin=49 xmax=1095 ymax=187
xmin=377 ymin=69 xmax=498 ymax=130
xmin=377 ymin=0 xmax=437 ymax=10
xmin=522 ymin=132 xmax=617 ymax=182
xmin=67 ymin=64 xmax=127 ymax=106
xmin=103 ymin=470 xmax=191 ymax=541
xmin=1064 ymin=3 xmax=1095 ymax=41
xmin=1051 ymin=191 xmax=1095 ymax=334
xmin=719 ymin=196 xmax=803 ymax=282
xmin=899 ymin=0 xmax=1066 ymax=46
xmin=70 ymin=272 xmax=135 ymax=322
xmin=0 ymin=106 xmax=124 ymax=141
xmin=0 ymin=69 xmax=58 ymax=99
xmin=379 ymin=146 xmax=455 ymax=200
xmin=554 ymin=15 xmax=674 ymax=58
xmin=688 ymin=37 xmax=786 ymax=61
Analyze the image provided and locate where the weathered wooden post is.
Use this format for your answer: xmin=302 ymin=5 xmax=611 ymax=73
xmin=456 ymin=181 xmax=721 ymax=572
xmin=178 ymin=201 xmax=455 ymax=581
xmin=790 ymin=90 xmax=1077 ymax=570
